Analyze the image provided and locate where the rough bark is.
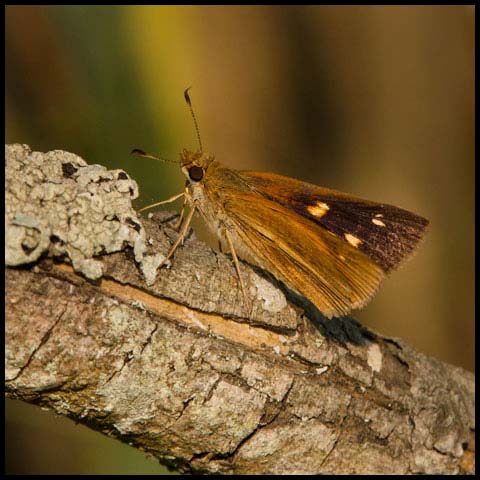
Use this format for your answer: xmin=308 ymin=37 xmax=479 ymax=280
xmin=5 ymin=144 xmax=475 ymax=474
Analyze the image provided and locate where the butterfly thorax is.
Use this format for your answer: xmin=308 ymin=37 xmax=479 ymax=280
xmin=180 ymin=151 xmax=257 ymax=258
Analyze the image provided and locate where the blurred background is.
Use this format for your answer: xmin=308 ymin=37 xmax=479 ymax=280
xmin=5 ymin=5 xmax=474 ymax=474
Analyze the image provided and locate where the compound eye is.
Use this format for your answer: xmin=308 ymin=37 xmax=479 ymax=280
xmin=188 ymin=165 xmax=204 ymax=182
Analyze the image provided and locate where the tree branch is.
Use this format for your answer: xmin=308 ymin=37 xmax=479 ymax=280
xmin=5 ymin=144 xmax=475 ymax=474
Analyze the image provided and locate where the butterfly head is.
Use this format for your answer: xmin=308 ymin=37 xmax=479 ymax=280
xmin=180 ymin=149 xmax=215 ymax=183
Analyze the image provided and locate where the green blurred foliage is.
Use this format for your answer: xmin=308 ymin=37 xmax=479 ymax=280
xmin=6 ymin=5 xmax=474 ymax=474
xmin=6 ymin=400 xmax=175 ymax=474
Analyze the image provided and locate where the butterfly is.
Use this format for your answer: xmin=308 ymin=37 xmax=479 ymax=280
xmin=134 ymin=89 xmax=428 ymax=318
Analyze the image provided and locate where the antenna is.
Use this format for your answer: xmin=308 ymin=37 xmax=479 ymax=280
xmin=184 ymin=87 xmax=203 ymax=153
xmin=131 ymin=148 xmax=179 ymax=164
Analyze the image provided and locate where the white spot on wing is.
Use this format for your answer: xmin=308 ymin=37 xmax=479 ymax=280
xmin=372 ymin=218 xmax=386 ymax=227
xmin=344 ymin=233 xmax=362 ymax=247
xmin=307 ymin=201 xmax=330 ymax=218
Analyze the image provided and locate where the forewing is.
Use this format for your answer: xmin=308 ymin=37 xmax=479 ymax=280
xmin=238 ymin=171 xmax=429 ymax=273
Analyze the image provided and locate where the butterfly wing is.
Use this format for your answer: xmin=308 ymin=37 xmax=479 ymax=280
xmin=238 ymin=171 xmax=429 ymax=273
xmin=213 ymin=185 xmax=385 ymax=318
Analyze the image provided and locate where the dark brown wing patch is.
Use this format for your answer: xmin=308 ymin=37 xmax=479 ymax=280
xmin=239 ymin=171 xmax=428 ymax=273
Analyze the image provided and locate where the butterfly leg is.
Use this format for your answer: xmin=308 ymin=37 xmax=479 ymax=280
xmin=174 ymin=194 xmax=188 ymax=233
xmin=224 ymin=229 xmax=251 ymax=311
xmin=138 ymin=192 xmax=185 ymax=213
xmin=158 ymin=202 xmax=197 ymax=268
xmin=174 ymin=181 xmax=190 ymax=232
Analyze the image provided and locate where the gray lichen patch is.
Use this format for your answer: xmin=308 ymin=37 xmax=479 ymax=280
xmin=250 ymin=270 xmax=288 ymax=313
xmin=5 ymin=144 xmax=164 ymax=284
